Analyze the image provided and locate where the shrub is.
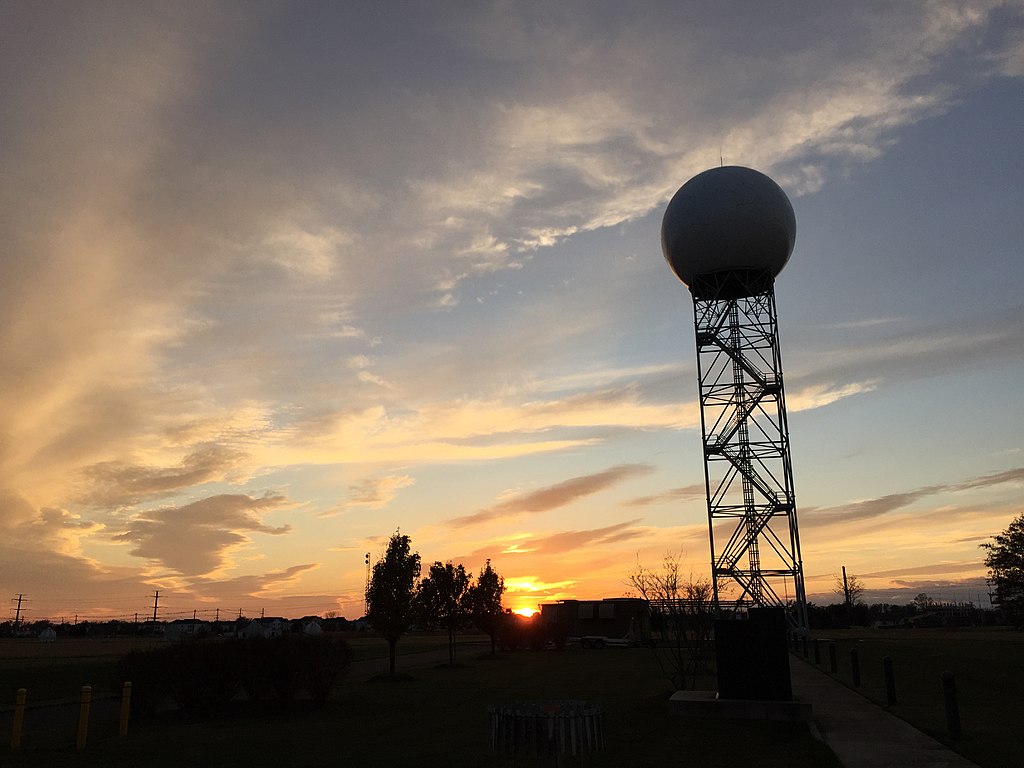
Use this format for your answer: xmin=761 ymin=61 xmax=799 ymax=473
xmin=118 ymin=634 xmax=352 ymax=714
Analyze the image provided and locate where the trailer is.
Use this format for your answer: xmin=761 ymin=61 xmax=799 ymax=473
xmin=541 ymin=598 xmax=653 ymax=648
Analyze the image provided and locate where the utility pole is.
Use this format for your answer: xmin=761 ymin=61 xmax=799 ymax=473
xmin=364 ymin=552 xmax=371 ymax=616
xmin=842 ymin=566 xmax=851 ymax=608
xmin=215 ymin=607 xmax=220 ymax=622
xmin=12 ymin=594 xmax=25 ymax=628
xmin=151 ymin=590 xmax=160 ymax=623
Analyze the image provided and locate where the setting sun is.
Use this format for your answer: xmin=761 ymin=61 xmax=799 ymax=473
xmin=513 ymin=607 xmax=539 ymax=618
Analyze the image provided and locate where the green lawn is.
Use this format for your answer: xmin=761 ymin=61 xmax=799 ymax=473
xmin=2 ymin=637 xmax=840 ymax=768
xmin=803 ymin=627 xmax=1024 ymax=768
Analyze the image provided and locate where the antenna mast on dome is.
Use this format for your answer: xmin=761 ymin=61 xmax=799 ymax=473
xmin=661 ymin=166 xmax=808 ymax=633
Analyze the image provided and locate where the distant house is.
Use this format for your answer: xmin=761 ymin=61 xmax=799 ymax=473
xmin=301 ymin=619 xmax=323 ymax=636
xmin=38 ymin=627 xmax=57 ymax=643
xmin=211 ymin=620 xmax=237 ymax=637
xmin=164 ymin=619 xmax=211 ymax=642
xmin=240 ymin=617 xmax=287 ymax=639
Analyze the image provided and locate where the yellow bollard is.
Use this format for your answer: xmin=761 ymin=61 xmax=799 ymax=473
xmin=11 ymin=688 xmax=27 ymax=749
xmin=76 ymin=685 xmax=92 ymax=751
xmin=119 ymin=681 xmax=132 ymax=737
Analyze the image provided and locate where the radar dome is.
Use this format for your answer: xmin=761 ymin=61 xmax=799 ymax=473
xmin=661 ymin=166 xmax=796 ymax=298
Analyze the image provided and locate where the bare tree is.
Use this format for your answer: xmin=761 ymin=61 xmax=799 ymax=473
xmin=627 ymin=552 xmax=715 ymax=690
xmin=834 ymin=568 xmax=865 ymax=607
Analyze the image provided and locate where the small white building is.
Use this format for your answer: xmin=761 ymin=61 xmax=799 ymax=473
xmin=240 ymin=617 xmax=287 ymax=639
xmin=301 ymin=619 xmax=323 ymax=636
xmin=164 ymin=619 xmax=211 ymax=642
xmin=38 ymin=627 xmax=57 ymax=643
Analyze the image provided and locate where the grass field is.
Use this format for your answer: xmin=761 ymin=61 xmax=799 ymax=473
xmin=4 ymin=628 xmax=1020 ymax=767
xmin=802 ymin=627 xmax=1024 ymax=768
xmin=1 ymin=634 xmax=840 ymax=768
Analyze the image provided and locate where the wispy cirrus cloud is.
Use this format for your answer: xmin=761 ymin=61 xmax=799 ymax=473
xmin=187 ymin=563 xmax=320 ymax=600
xmin=525 ymin=520 xmax=647 ymax=554
xmin=79 ymin=444 xmax=249 ymax=508
xmin=449 ymin=464 xmax=654 ymax=528
xmin=804 ymin=466 xmax=1024 ymax=529
xmin=626 ymin=484 xmax=705 ymax=507
xmin=858 ymin=561 xmax=983 ymax=580
xmin=324 ymin=474 xmax=416 ymax=515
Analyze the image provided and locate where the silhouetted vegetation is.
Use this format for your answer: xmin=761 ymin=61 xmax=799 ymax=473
xmin=117 ymin=635 xmax=351 ymax=714
xmin=982 ymin=512 xmax=1024 ymax=627
xmin=466 ymin=559 xmax=506 ymax=654
xmin=415 ymin=561 xmax=471 ymax=664
xmin=627 ymin=553 xmax=715 ymax=689
xmin=496 ymin=611 xmax=548 ymax=651
xmin=366 ymin=531 xmax=421 ymax=674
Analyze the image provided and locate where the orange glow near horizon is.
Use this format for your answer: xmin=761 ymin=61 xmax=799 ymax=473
xmin=512 ymin=607 xmax=540 ymax=618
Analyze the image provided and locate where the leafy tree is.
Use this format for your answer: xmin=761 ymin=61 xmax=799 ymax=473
xmin=982 ymin=513 xmax=1024 ymax=628
xmin=366 ymin=530 xmax=421 ymax=674
xmin=912 ymin=592 xmax=934 ymax=611
xmin=416 ymin=561 xmax=472 ymax=665
xmin=466 ymin=559 xmax=505 ymax=654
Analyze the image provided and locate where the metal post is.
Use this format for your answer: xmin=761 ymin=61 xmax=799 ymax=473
xmin=813 ymin=637 xmax=821 ymax=665
xmin=119 ymin=681 xmax=132 ymax=737
xmin=801 ymin=635 xmax=808 ymax=658
xmin=828 ymin=643 xmax=837 ymax=673
xmin=884 ymin=657 xmax=897 ymax=705
xmin=11 ymin=688 xmax=26 ymax=749
xmin=942 ymin=671 xmax=961 ymax=740
xmin=76 ymin=685 xmax=92 ymax=750
xmin=850 ymin=649 xmax=860 ymax=686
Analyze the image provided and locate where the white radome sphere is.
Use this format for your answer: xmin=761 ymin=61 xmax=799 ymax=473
xmin=661 ymin=166 xmax=796 ymax=295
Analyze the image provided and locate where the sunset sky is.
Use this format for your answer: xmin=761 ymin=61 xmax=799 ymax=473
xmin=2 ymin=2 xmax=1023 ymax=623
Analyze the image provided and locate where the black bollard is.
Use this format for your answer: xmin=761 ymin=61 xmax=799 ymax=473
xmin=850 ymin=648 xmax=861 ymax=686
xmin=801 ymin=635 xmax=808 ymax=658
xmin=883 ymin=656 xmax=897 ymax=705
xmin=942 ymin=671 xmax=961 ymax=740
xmin=829 ymin=642 xmax=837 ymax=673
xmin=813 ymin=637 xmax=821 ymax=665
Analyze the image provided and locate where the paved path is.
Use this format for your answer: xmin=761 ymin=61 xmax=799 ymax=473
xmin=789 ymin=658 xmax=981 ymax=768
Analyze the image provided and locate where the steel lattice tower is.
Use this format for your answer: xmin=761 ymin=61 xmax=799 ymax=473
xmin=662 ymin=166 xmax=808 ymax=634
xmin=692 ymin=271 xmax=807 ymax=632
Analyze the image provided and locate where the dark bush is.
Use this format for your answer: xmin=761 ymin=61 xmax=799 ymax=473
xmin=119 ymin=634 xmax=352 ymax=716
xmin=117 ymin=648 xmax=169 ymax=717
xmin=304 ymin=634 xmax=352 ymax=705
xmin=165 ymin=640 xmax=242 ymax=711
